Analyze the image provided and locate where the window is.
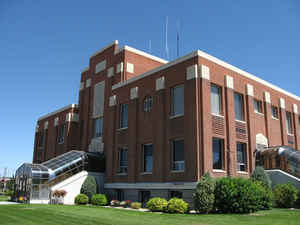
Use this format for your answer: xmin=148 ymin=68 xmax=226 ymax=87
xmin=116 ymin=189 xmax=124 ymax=201
xmin=172 ymin=139 xmax=184 ymax=171
xmin=212 ymin=138 xmax=224 ymax=170
xmin=271 ymin=106 xmax=279 ymax=119
xmin=57 ymin=124 xmax=66 ymax=144
xmin=140 ymin=191 xmax=151 ymax=208
xmin=286 ymin=111 xmax=293 ymax=135
xmin=94 ymin=117 xmax=103 ymax=137
xmin=143 ymin=96 xmax=153 ymax=112
xmin=119 ymin=148 xmax=128 ymax=173
xmin=171 ymin=85 xmax=184 ymax=116
xmin=211 ymin=84 xmax=222 ymax=115
xmin=142 ymin=144 xmax=153 ymax=172
xmin=254 ymin=99 xmax=263 ymax=114
xmin=237 ymin=142 xmax=247 ymax=172
xmin=169 ymin=191 xmax=183 ymax=199
xmin=38 ymin=132 xmax=44 ymax=148
xmin=234 ymin=93 xmax=244 ymax=121
xmin=298 ymin=116 xmax=300 ymax=131
xmin=120 ymin=104 xmax=128 ymax=128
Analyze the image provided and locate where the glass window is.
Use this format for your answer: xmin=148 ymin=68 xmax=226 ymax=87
xmin=212 ymin=138 xmax=224 ymax=170
xmin=286 ymin=111 xmax=293 ymax=134
xmin=143 ymin=96 xmax=153 ymax=112
xmin=94 ymin=117 xmax=103 ymax=137
xmin=254 ymin=99 xmax=263 ymax=114
xmin=143 ymin=144 xmax=153 ymax=172
xmin=120 ymin=104 xmax=129 ymax=128
xmin=211 ymin=84 xmax=222 ymax=115
xmin=38 ymin=132 xmax=44 ymax=148
xmin=237 ymin=142 xmax=247 ymax=172
xmin=119 ymin=148 xmax=128 ymax=173
xmin=171 ymin=85 xmax=184 ymax=116
xmin=169 ymin=191 xmax=183 ymax=199
xmin=234 ymin=93 xmax=244 ymax=121
xmin=172 ymin=139 xmax=184 ymax=171
xmin=57 ymin=124 xmax=66 ymax=144
xmin=271 ymin=106 xmax=279 ymax=119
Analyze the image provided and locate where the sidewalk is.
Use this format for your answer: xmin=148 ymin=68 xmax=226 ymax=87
xmin=0 ymin=201 xmax=19 ymax=205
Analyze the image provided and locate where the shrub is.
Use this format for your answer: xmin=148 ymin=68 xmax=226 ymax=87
xmin=130 ymin=202 xmax=142 ymax=209
xmin=273 ymin=183 xmax=298 ymax=208
xmin=146 ymin=197 xmax=168 ymax=212
xmin=193 ymin=172 xmax=215 ymax=213
xmin=110 ymin=200 xmax=120 ymax=207
xmin=91 ymin=194 xmax=108 ymax=206
xmin=80 ymin=176 xmax=97 ymax=202
xmin=255 ymin=182 xmax=273 ymax=210
xmin=167 ymin=198 xmax=189 ymax=214
xmin=295 ymin=191 xmax=300 ymax=209
xmin=214 ymin=177 xmax=272 ymax=213
xmin=251 ymin=166 xmax=272 ymax=189
xmin=75 ymin=194 xmax=89 ymax=205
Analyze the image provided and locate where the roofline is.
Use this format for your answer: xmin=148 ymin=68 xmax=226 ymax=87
xmin=115 ymin=45 xmax=168 ymax=64
xmin=112 ymin=49 xmax=300 ymax=102
xmin=90 ymin=40 xmax=119 ymax=59
xmin=37 ymin=104 xmax=78 ymax=121
xmin=81 ymin=66 xmax=89 ymax=73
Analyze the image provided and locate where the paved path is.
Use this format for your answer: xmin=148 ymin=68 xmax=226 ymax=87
xmin=0 ymin=201 xmax=19 ymax=205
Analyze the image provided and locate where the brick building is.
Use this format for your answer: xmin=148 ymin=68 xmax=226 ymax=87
xmin=33 ymin=40 xmax=300 ymax=204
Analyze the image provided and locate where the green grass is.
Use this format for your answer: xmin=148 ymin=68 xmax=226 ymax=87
xmin=0 ymin=204 xmax=299 ymax=225
xmin=0 ymin=195 xmax=9 ymax=201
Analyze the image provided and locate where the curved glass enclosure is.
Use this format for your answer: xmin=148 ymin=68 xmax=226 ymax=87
xmin=15 ymin=150 xmax=104 ymax=203
xmin=256 ymin=146 xmax=300 ymax=179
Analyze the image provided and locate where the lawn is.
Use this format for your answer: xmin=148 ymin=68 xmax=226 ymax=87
xmin=0 ymin=205 xmax=299 ymax=225
xmin=0 ymin=195 xmax=9 ymax=201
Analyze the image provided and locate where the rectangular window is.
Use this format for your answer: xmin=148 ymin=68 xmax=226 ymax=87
xmin=57 ymin=124 xmax=66 ymax=144
xmin=271 ymin=106 xmax=279 ymax=119
xmin=120 ymin=104 xmax=129 ymax=128
xmin=298 ymin=116 xmax=300 ymax=131
xmin=119 ymin=148 xmax=128 ymax=173
xmin=143 ymin=144 xmax=153 ymax=172
xmin=94 ymin=117 xmax=103 ymax=137
xmin=254 ymin=99 xmax=263 ymax=114
xmin=38 ymin=132 xmax=44 ymax=148
xmin=212 ymin=138 xmax=224 ymax=170
xmin=169 ymin=191 xmax=183 ymax=199
xmin=237 ymin=142 xmax=247 ymax=172
xmin=286 ymin=111 xmax=293 ymax=134
xmin=234 ymin=93 xmax=244 ymax=121
xmin=172 ymin=139 xmax=184 ymax=171
xmin=211 ymin=84 xmax=222 ymax=115
xmin=171 ymin=85 xmax=184 ymax=116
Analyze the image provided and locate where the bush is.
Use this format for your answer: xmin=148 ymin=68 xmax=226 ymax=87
xmin=91 ymin=194 xmax=108 ymax=206
xmin=167 ymin=198 xmax=189 ymax=214
xmin=146 ymin=197 xmax=168 ymax=212
xmin=214 ymin=177 xmax=272 ymax=213
xmin=130 ymin=202 xmax=142 ymax=209
xmin=193 ymin=172 xmax=215 ymax=213
xmin=251 ymin=166 xmax=272 ymax=189
xmin=110 ymin=200 xmax=120 ymax=207
xmin=75 ymin=194 xmax=89 ymax=205
xmin=295 ymin=191 xmax=300 ymax=209
xmin=273 ymin=183 xmax=298 ymax=208
xmin=255 ymin=182 xmax=273 ymax=210
xmin=80 ymin=176 xmax=97 ymax=202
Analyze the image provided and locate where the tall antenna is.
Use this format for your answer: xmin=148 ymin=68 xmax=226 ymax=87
xmin=165 ymin=16 xmax=169 ymax=60
xmin=177 ymin=19 xmax=180 ymax=58
xmin=149 ymin=40 xmax=152 ymax=53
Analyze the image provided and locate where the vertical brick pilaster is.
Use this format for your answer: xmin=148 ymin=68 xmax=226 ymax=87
xmin=245 ymin=94 xmax=255 ymax=173
xmin=106 ymin=105 xmax=116 ymax=182
xmin=279 ymin=107 xmax=288 ymax=146
xmin=293 ymin=112 xmax=299 ymax=149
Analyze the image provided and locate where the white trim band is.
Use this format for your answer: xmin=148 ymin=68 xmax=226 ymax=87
xmin=104 ymin=182 xmax=198 ymax=190
xmin=38 ymin=104 xmax=78 ymax=121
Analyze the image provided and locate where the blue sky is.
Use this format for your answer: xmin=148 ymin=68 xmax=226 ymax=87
xmin=0 ymin=0 xmax=300 ymax=176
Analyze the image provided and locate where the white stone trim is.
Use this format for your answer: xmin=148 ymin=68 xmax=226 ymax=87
xmin=95 ymin=60 xmax=106 ymax=74
xmin=38 ymin=104 xmax=78 ymax=121
xmin=126 ymin=62 xmax=134 ymax=73
xmin=280 ymin=98 xmax=285 ymax=109
xmin=225 ymin=75 xmax=234 ymax=89
xmin=293 ymin=104 xmax=298 ymax=114
xmin=107 ymin=67 xmax=114 ymax=78
xmin=156 ymin=76 xmax=165 ymax=91
xmin=85 ymin=78 xmax=91 ymax=88
xmin=44 ymin=121 xmax=48 ymax=130
xmin=66 ymin=113 xmax=79 ymax=122
xmin=90 ymin=40 xmax=118 ymax=58
xmin=115 ymin=45 xmax=168 ymax=64
xmin=130 ymin=87 xmax=139 ymax=100
xmin=81 ymin=67 xmax=89 ymax=73
xmin=80 ymin=82 xmax=84 ymax=91
xmin=54 ymin=117 xmax=59 ymax=127
xmin=186 ymin=64 xmax=198 ymax=80
xmin=104 ymin=182 xmax=198 ymax=190
xmin=116 ymin=62 xmax=124 ymax=74
xmin=200 ymin=64 xmax=210 ymax=80
xmin=264 ymin=92 xmax=271 ymax=104
xmin=246 ymin=84 xmax=254 ymax=97
xmin=109 ymin=95 xmax=117 ymax=107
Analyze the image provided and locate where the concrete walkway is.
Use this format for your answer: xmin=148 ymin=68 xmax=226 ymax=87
xmin=0 ymin=201 xmax=19 ymax=205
